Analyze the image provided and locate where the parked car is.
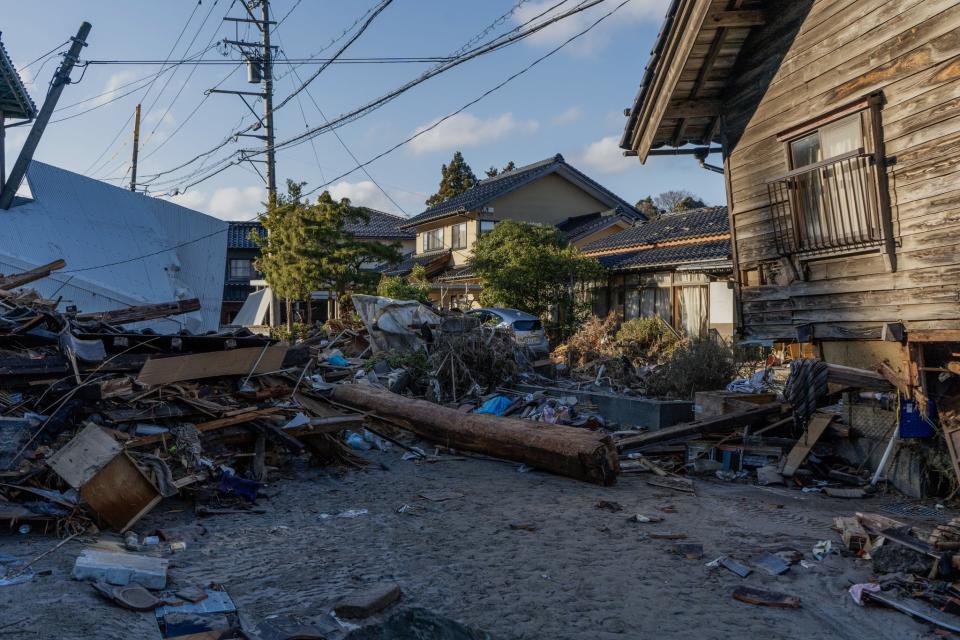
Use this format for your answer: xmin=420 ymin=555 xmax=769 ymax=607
xmin=466 ymin=308 xmax=549 ymax=355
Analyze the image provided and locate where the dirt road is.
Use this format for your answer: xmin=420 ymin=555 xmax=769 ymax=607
xmin=0 ymin=446 xmax=940 ymax=639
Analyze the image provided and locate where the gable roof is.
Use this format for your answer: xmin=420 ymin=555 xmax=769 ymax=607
xmin=620 ymin=0 xmax=765 ymax=161
xmin=556 ymin=206 xmax=640 ymax=244
xmin=400 ymin=154 xmax=644 ymax=229
xmin=0 ymin=36 xmax=36 ymax=120
xmin=227 ymin=208 xmax=413 ymax=249
xmin=597 ymin=239 xmax=731 ymax=271
xmin=581 ymin=206 xmax=728 ymax=253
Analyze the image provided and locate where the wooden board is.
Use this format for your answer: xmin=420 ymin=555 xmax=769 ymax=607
xmin=47 ymin=423 xmax=122 ymax=489
xmin=80 ymin=452 xmax=162 ymax=532
xmin=125 ymin=406 xmax=284 ymax=448
xmin=136 ymin=345 xmax=288 ymax=386
xmin=780 ymin=413 xmax=835 ymax=477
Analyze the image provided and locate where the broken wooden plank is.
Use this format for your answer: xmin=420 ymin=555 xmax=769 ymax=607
xmin=136 ymin=345 xmax=288 ymax=386
xmin=76 ymin=298 xmax=201 ymax=325
xmin=617 ymin=403 xmax=783 ymax=451
xmin=0 ymin=259 xmax=66 ymax=290
xmin=80 ymin=452 xmax=162 ymax=532
xmin=125 ymin=407 xmax=284 ymax=448
xmin=47 ymin=424 xmax=122 ymax=490
xmin=328 ymin=384 xmax=619 ymax=485
xmin=780 ymin=413 xmax=834 ymax=477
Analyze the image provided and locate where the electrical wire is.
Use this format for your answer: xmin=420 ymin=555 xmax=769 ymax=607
xmin=82 ymin=0 xmax=207 ymax=176
xmin=271 ymin=0 xmax=394 ymax=115
xmin=58 ymin=0 xmax=630 ymax=275
xmin=79 ymin=57 xmax=453 ymax=65
xmin=275 ymin=35 xmax=405 ymax=213
xmin=21 ymin=40 xmax=70 ymax=70
xmin=139 ymin=0 xmax=585 ymax=188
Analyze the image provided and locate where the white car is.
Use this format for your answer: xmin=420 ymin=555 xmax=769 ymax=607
xmin=467 ymin=308 xmax=550 ymax=355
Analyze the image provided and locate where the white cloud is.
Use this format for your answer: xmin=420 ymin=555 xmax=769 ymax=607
xmin=513 ymin=0 xmax=671 ymax=55
xmin=409 ymin=112 xmax=539 ymax=154
xmin=329 ymin=180 xmax=396 ymax=213
xmin=551 ymin=106 xmax=583 ymax=126
xmin=165 ymin=186 xmax=265 ymax=221
xmin=578 ymin=135 xmax=633 ymax=175
xmin=95 ymin=71 xmax=138 ymax=107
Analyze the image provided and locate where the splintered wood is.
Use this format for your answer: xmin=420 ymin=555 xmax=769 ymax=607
xmin=136 ymin=345 xmax=288 ymax=386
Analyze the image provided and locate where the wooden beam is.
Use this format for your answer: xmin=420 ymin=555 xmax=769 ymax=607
xmin=617 ymin=402 xmax=783 ymax=451
xmin=136 ymin=345 xmax=288 ymax=386
xmin=125 ymin=406 xmax=285 ymax=448
xmin=704 ymin=10 xmax=765 ymax=28
xmin=909 ymin=330 xmax=960 ymax=343
xmin=76 ymin=298 xmax=201 ymax=325
xmin=0 ymin=259 xmax=66 ymax=290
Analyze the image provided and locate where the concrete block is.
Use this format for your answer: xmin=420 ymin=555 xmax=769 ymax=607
xmin=72 ymin=549 xmax=169 ymax=589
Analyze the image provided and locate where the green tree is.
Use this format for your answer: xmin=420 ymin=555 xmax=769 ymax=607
xmin=675 ymin=195 xmax=707 ymax=211
xmin=484 ymin=160 xmax=517 ymax=178
xmin=255 ymin=181 xmax=402 ymax=328
xmin=470 ymin=220 xmax=605 ymax=336
xmin=377 ymin=264 xmax=432 ymax=303
xmin=426 ymin=151 xmax=478 ymax=207
xmin=635 ymin=195 xmax=662 ymax=219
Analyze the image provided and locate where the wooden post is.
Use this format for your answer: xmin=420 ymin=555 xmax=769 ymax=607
xmin=0 ymin=22 xmax=91 ymax=210
xmin=129 ymin=104 xmax=141 ymax=192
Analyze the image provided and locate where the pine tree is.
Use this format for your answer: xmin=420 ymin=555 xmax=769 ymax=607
xmin=635 ymin=195 xmax=662 ymax=219
xmin=484 ymin=160 xmax=517 ymax=178
xmin=426 ymin=151 xmax=478 ymax=207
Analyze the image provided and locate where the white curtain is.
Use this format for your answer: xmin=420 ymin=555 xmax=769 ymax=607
xmin=679 ymin=286 xmax=707 ymax=338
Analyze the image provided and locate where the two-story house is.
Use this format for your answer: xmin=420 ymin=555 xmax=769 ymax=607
xmin=620 ymin=0 xmax=960 ymax=409
xmin=222 ymin=209 xmax=415 ymax=325
xmin=394 ymin=154 xmax=645 ymax=309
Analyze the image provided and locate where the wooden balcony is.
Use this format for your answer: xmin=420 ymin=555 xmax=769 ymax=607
xmin=766 ymin=149 xmax=885 ymax=257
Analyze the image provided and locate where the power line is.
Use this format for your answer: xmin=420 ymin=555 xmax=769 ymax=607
xmin=78 ymin=57 xmax=451 ymax=65
xmin=271 ymin=0 xmax=394 ymax=115
xmin=275 ymin=35 xmax=406 ymax=214
xmin=139 ymin=0 xmax=586 ymax=189
xmin=21 ymin=40 xmax=70 ymax=70
xmin=60 ymin=0 xmax=629 ymax=275
xmin=82 ymin=0 xmax=208 ymax=176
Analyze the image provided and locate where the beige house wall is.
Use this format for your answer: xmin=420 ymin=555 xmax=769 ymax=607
xmin=414 ymin=214 xmax=477 ymax=266
xmin=484 ymin=173 xmax=609 ymax=225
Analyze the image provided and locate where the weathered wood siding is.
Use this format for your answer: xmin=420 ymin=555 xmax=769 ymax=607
xmin=724 ymin=0 xmax=960 ymax=340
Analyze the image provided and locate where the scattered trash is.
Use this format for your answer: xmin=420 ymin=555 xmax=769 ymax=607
xmin=334 ymin=582 xmax=402 ymax=619
xmin=753 ymin=552 xmax=790 ymax=576
xmin=626 ymin=514 xmax=663 ymax=523
xmin=848 ymin=582 xmax=882 ymax=606
xmin=595 ymin=500 xmax=623 ymax=512
xmin=319 ymin=508 xmax=369 ymax=520
xmin=812 ymin=540 xmax=833 ymax=561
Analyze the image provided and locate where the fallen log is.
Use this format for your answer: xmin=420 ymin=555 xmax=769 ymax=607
xmin=617 ymin=402 xmax=784 ymax=451
xmin=328 ymin=384 xmax=619 ymax=485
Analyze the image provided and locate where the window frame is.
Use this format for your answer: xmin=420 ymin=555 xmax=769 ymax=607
xmin=767 ymin=92 xmax=895 ymax=271
xmin=229 ymin=258 xmax=253 ymax=280
xmin=451 ymin=222 xmax=467 ymax=250
xmin=478 ymin=220 xmax=496 ymax=236
xmin=423 ymin=227 xmax=444 ymax=252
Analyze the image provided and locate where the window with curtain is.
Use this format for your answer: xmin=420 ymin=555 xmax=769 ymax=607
xmin=451 ymin=222 xmax=467 ymax=249
xmin=677 ymin=286 xmax=708 ymax=337
xmin=423 ymin=228 xmax=443 ymax=251
xmin=640 ymin=287 xmax=672 ymax=325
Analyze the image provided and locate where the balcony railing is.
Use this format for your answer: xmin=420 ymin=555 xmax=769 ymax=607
xmin=766 ymin=149 xmax=884 ymax=256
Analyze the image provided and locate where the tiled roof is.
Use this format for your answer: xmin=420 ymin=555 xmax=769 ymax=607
xmin=581 ymin=206 xmax=728 ymax=253
xmin=597 ymin=239 xmax=731 ymax=271
xmin=381 ymin=250 xmax=451 ymax=277
xmin=557 ymin=206 xmax=639 ymax=243
xmin=0 ymin=38 xmax=36 ymax=120
xmin=344 ymin=208 xmax=414 ymax=240
xmin=400 ymin=154 xmax=644 ymax=229
xmin=228 ymin=222 xmax=266 ymax=249
xmin=227 ymin=208 xmax=413 ymax=249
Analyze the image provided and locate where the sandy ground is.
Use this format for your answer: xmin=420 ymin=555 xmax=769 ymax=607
xmin=0 ymin=444 xmax=948 ymax=639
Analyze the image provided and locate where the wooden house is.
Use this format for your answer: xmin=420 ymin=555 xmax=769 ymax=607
xmin=620 ymin=0 xmax=960 ymax=403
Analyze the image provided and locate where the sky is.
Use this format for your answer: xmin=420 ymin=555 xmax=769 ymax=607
xmin=3 ymin=0 xmax=725 ymax=222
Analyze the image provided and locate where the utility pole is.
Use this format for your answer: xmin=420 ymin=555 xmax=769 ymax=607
xmin=261 ymin=0 xmax=276 ymax=207
xmin=211 ymin=1 xmax=277 ymax=205
xmin=0 ymin=22 xmax=91 ymax=210
xmin=129 ymin=104 xmax=141 ymax=192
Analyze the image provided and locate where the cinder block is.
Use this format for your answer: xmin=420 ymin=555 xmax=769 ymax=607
xmin=72 ymin=549 xmax=169 ymax=589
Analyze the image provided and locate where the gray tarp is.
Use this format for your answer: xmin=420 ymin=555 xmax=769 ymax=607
xmin=351 ymin=294 xmax=440 ymax=354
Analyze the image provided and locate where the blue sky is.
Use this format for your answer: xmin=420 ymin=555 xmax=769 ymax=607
xmin=4 ymin=0 xmax=724 ymax=220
